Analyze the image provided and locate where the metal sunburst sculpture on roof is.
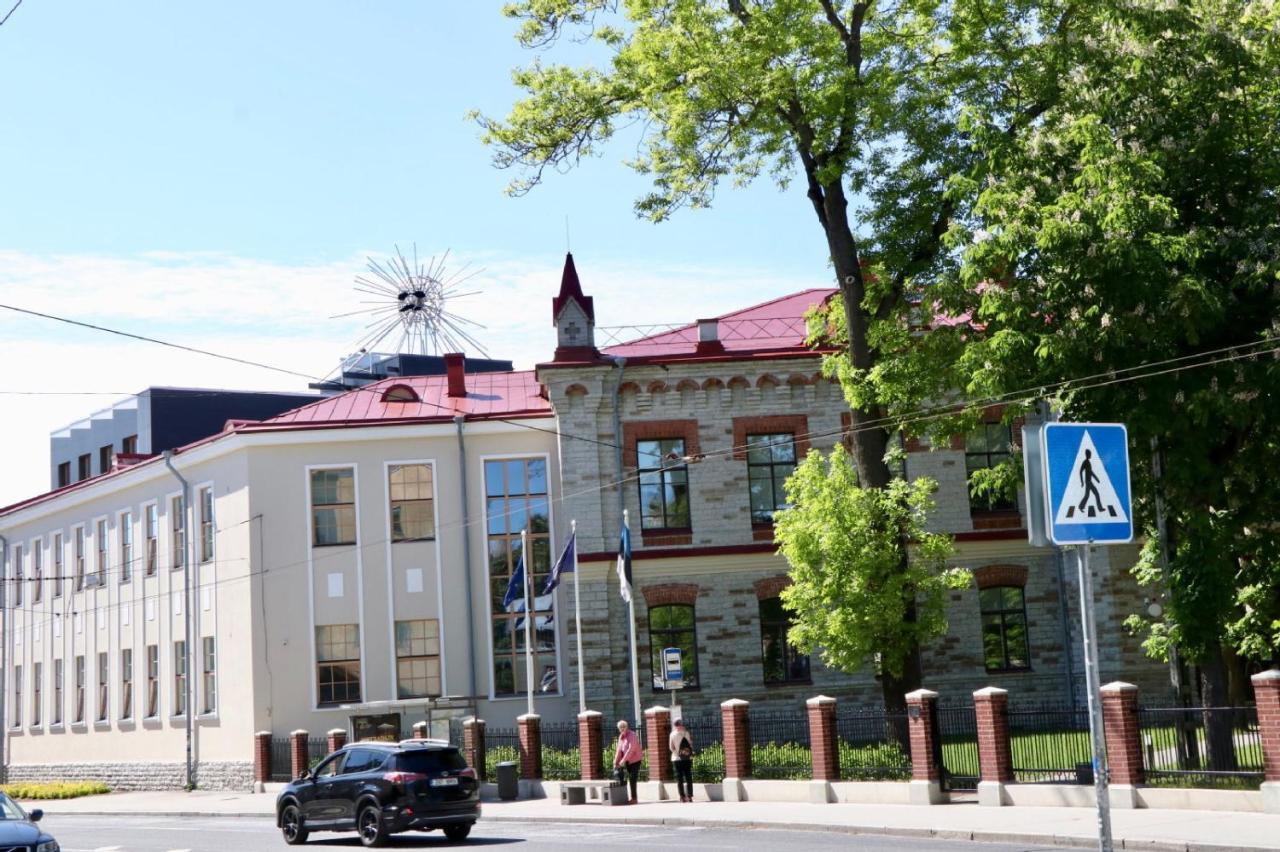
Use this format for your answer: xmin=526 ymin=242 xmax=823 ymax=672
xmin=334 ymin=244 xmax=490 ymax=357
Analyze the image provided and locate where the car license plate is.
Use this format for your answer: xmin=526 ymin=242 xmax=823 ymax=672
xmin=430 ymin=777 xmax=459 ymax=787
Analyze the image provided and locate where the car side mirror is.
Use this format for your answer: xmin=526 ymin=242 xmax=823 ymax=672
xmin=28 ymin=809 xmax=42 ymax=823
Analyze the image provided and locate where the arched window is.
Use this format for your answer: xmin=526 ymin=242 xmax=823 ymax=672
xmin=381 ymin=384 xmax=420 ymax=403
xmin=979 ymin=586 xmax=1030 ymax=671
xmin=648 ymin=604 xmax=699 ymax=690
xmin=759 ymin=597 xmax=809 ymax=684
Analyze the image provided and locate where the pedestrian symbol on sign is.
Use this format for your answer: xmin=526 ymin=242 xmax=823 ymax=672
xmin=1054 ymin=431 xmax=1129 ymax=525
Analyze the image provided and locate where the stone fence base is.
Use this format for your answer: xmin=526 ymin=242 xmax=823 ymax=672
xmin=4 ymin=760 xmax=255 ymax=792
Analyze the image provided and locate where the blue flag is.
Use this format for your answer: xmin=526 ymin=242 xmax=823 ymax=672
xmin=502 ymin=553 xmax=525 ymax=611
xmin=616 ymin=517 xmax=632 ymax=603
xmin=543 ymin=532 xmax=576 ymax=595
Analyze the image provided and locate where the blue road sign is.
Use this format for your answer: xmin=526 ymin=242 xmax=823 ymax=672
xmin=663 ymin=647 xmax=683 ymax=682
xmin=1042 ymin=423 xmax=1133 ymax=545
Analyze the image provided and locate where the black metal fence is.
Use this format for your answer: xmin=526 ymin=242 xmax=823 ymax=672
xmin=1140 ymin=706 xmax=1264 ymax=789
xmin=1008 ymin=703 xmax=1094 ymax=784
xmin=750 ymin=709 xmax=811 ymax=780
xmin=483 ymin=726 xmax=520 ymax=782
xmin=835 ymin=706 xmax=913 ymax=781
xmin=268 ymin=736 xmax=330 ymax=782
xmin=681 ymin=711 xmax=723 ymax=782
xmin=541 ymin=720 xmax=580 ymax=780
xmin=936 ymin=704 xmax=980 ymax=791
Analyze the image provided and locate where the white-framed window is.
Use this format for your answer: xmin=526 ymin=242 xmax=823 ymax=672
xmin=389 ymin=464 xmax=434 ymax=541
xmin=11 ymin=543 xmax=22 ymax=608
xmin=31 ymin=662 xmax=41 ymax=728
xmin=173 ymin=641 xmax=187 ymax=717
xmin=52 ymin=532 xmax=63 ymax=598
xmin=73 ymin=526 xmax=85 ymax=592
xmin=311 ymin=469 xmax=356 ymax=546
xmin=52 ymin=659 xmax=63 ymax=726
xmin=119 ymin=510 xmax=133 ymax=584
xmin=144 ymin=504 xmax=158 ymax=576
xmin=11 ymin=664 xmax=21 ymax=729
xmin=94 ymin=518 xmax=107 ymax=585
xmin=120 ymin=649 xmax=133 ymax=721
xmin=199 ymin=487 xmax=214 ymax=564
xmin=30 ymin=540 xmax=42 ymax=604
xmin=171 ymin=496 xmax=185 ymax=571
xmin=315 ymin=624 xmax=360 ymax=706
xmin=395 ymin=619 xmax=441 ymax=699
xmin=145 ymin=644 xmax=159 ymax=718
xmin=201 ymin=636 xmax=216 ymax=714
xmin=96 ymin=651 xmax=109 ymax=722
xmin=73 ymin=655 xmax=85 ymax=724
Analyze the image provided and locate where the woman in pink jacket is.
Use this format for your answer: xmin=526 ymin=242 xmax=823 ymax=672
xmin=612 ymin=719 xmax=643 ymax=804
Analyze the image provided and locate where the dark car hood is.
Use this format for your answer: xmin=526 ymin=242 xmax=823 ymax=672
xmin=0 ymin=819 xmax=44 ymax=843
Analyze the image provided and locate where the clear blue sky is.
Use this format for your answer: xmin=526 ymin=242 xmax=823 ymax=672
xmin=0 ymin=1 xmax=836 ymax=505
xmin=0 ymin=1 xmax=826 ymax=271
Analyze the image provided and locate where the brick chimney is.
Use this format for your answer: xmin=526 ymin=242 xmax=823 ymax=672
xmin=445 ymin=353 xmax=466 ymax=398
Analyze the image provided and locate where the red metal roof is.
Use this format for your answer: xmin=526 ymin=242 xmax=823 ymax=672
xmin=599 ymin=288 xmax=838 ymax=361
xmin=248 ymin=370 xmax=551 ymax=429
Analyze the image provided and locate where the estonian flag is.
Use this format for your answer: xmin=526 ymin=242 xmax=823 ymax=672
xmin=502 ymin=553 xmax=525 ymax=611
xmin=616 ymin=516 xmax=632 ymax=603
xmin=543 ymin=531 xmax=575 ymax=595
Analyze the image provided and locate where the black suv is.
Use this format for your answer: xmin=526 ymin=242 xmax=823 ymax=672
xmin=276 ymin=739 xmax=480 ymax=847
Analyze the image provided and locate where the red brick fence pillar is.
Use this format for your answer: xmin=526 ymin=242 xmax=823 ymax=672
xmin=807 ymin=695 xmax=838 ymax=804
xmin=645 ymin=705 xmax=673 ymax=791
xmin=578 ymin=710 xmax=604 ymax=780
xmin=1101 ymin=681 xmax=1142 ymax=808
xmin=518 ymin=713 xmax=542 ymax=780
xmin=974 ymin=687 xmax=1013 ymax=806
xmin=326 ymin=728 xmax=347 ymax=754
xmin=721 ymin=698 xmax=751 ymax=802
xmin=1251 ymin=670 xmax=1280 ymax=813
xmin=253 ymin=731 xmax=271 ymax=792
xmin=463 ymin=717 xmax=486 ymax=781
xmin=289 ymin=729 xmax=309 ymax=780
xmin=906 ymin=689 xmax=946 ymax=804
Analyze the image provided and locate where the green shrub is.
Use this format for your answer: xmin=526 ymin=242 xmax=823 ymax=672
xmin=2 ymin=781 xmax=111 ymax=800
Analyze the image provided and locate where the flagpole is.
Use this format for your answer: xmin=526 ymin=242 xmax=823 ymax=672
xmin=624 ymin=510 xmax=641 ymax=731
xmin=521 ymin=528 xmax=534 ymax=719
xmin=571 ymin=519 xmax=585 ymax=715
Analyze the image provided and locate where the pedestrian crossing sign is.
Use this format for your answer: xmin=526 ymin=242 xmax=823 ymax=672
xmin=1043 ymin=422 xmax=1133 ymax=545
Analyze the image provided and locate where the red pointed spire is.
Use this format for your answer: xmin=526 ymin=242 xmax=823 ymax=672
xmin=552 ymin=252 xmax=594 ymax=322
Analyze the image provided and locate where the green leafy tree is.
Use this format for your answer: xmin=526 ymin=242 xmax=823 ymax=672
xmin=479 ymin=0 xmax=1074 ymax=703
xmin=775 ymin=447 xmax=966 ymax=715
xmin=838 ymin=0 xmax=1280 ymax=765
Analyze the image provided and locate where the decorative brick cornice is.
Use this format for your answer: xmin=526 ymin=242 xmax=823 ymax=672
xmin=732 ymin=415 xmax=810 ymax=461
xmin=752 ymin=575 xmax=792 ymax=601
xmin=641 ymin=582 xmax=700 ymax=608
xmin=973 ymin=563 xmax=1029 ymax=589
xmin=622 ymin=419 xmax=701 ymax=468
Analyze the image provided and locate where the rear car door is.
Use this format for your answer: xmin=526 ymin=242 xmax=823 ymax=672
xmin=333 ymin=747 xmax=384 ymax=823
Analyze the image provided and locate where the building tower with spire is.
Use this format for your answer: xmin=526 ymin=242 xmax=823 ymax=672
xmin=551 ymin=252 xmax=598 ymax=362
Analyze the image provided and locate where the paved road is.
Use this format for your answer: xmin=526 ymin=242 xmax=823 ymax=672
xmin=40 ymin=814 xmax=1067 ymax=852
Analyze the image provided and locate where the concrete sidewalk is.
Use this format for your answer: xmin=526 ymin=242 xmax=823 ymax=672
xmin=27 ymin=789 xmax=1280 ymax=851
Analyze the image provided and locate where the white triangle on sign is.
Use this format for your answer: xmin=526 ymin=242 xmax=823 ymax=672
xmin=1054 ymin=430 xmax=1129 ymax=525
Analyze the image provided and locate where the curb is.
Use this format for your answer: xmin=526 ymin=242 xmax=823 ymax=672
xmin=37 ymin=809 xmax=1275 ymax=852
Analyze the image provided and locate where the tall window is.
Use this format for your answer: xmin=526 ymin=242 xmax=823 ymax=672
xmin=389 ymin=464 xmax=434 ymax=541
xmin=121 ymin=435 xmax=138 ymax=455
xmin=201 ymin=637 xmax=216 ymax=714
xmin=173 ymin=641 xmax=187 ymax=716
xmin=966 ymin=423 xmax=1015 ymax=511
xmin=316 ymin=624 xmax=361 ymax=706
xmin=120 ymin=649 xmax=133 ymax=721
xmin=32 ymin=662 xmax=41 ymax=727
xmin=648 ymin=604 xmax=699 ymax=690
xmin=638 ymin=438 xmax=691 ymax=530
xmin=53 ymin=659 xmax=63 ymax=726
xmin=746 ymin=434 xmax=797 ymax=524
xmin=199 ymin=487 xmax=214 ymax=563
xmin=11 ymin=665 xmax=21 ymax=728
xmin=12 ymin=544 xmax=22 ymax=607
xmin=485 ymin=457 xmax=555 ymax=697
xmin=146 ymin=645 xmax=159 ymax=718
xmin=77 ymin=453 xmax=91 ymax=481
xmin=57 ymin=461 xmax=71 ymax=488
xmin=310 ymin=469 xmax=356 ymax=546
xmin=144 ymin=505 xmax=158 ymax=576
xmin=94 ymin=519 xmax=107 ymax=585
xmin=395 ymin=619 xmax=441 ymax=698
xmin=99 ymin=444 xmax=114 ymax=474
xmin=96 ymin=652 xmax=109 ymax=722
xmin=74 ymin=655 xmax=85 ymax=723
xmin=31 ymin=540 xmax=41 ymax=604
xmin=74 ymin=527 xmax=85 ymax=591
xmin=980 ymin=586 xmax=1031 ymax=671
xmin=119 ymin=511 xmax=133 ymax=584
xmin=53 ymin=533 xmax=63 ymax=598
xmin=759 ymin=597 xmax=809 ymax=684
xmin=171 ymin=496 xmax=185 ymax=570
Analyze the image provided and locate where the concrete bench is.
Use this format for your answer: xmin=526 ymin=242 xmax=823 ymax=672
xmin=560 ymin=780 xmax=627 ymax=805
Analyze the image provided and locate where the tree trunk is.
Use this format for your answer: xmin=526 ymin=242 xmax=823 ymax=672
xmin=1199 ymin=647 xmax=1239 ymax=773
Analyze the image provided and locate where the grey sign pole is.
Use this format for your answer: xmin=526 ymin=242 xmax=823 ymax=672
xmin=1076 ymin=542 xmax=1114 ymax=852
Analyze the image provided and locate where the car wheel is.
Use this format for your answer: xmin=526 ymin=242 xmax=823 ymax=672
xmin=444 ymin=823 xmax=472 ymax=842
xmin=280 ymin=804 xmax=309 ymax=845
xmin=357 ymin=804 xmax=390 ymax=848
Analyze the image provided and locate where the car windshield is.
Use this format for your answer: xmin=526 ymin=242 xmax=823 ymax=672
xmin=393 ymin=749 xmax=467 ymax=774
xmin=0 ymin=794 xmax=26 ymax=820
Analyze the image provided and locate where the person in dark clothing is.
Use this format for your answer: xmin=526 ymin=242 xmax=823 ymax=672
xmin=669 ymin=718 xmax=694 ymax=802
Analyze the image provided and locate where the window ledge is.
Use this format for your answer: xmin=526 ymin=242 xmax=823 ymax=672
xmin=94 ymin=720 xmax=111 ymax=729
xmin=392 ymin=537 xmax=437 ymax=544
xmin=985 ymin=666 xmax=1033 ymax=675
xmin=70 ymin=722 xmax=87 ymax=730
xmin=640 ymin=529 xmax=693 ymax=547
xmin=764 ymin=679 xmax=812 ymax=689
xmin=311 ymin=542 xmax=358 ymax=549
